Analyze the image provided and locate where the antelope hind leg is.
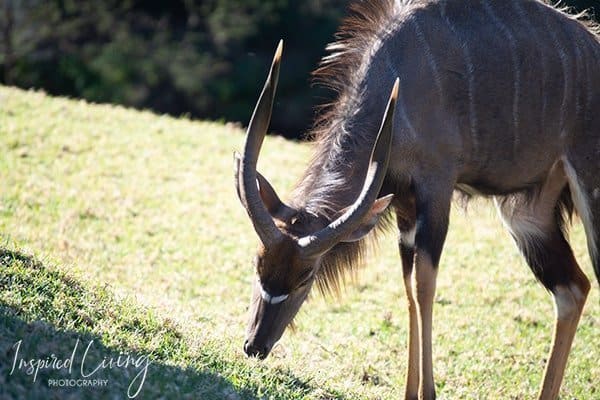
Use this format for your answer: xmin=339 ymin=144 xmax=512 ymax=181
xmin=495 ymin=162 xmax=591 ymax=399
xmin=540 ymin=274 xmax=589 ymax=399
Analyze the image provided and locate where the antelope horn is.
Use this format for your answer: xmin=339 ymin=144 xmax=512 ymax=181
xmin=298 ymin=78 xmax=399 ymax=256
xmin=237 ymin=40 xmax=284 ymax=246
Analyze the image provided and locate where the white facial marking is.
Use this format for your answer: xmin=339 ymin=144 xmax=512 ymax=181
xmin=260 ymin=285 xmax=289 ymax=305
xmin=297 ymin=235 xmax=315 ymax=248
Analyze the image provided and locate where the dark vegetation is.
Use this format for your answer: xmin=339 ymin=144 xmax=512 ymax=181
xmin=0 ymin=0 xmax=597 ymax=138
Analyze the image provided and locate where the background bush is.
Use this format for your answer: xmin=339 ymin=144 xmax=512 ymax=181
xmin=1 ymin=0 xmax=597 ymax=138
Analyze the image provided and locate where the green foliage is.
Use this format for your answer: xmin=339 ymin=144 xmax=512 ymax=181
xmin=0 ymin=0 xmax=598 ymax=137
xmin=0 ymin=0 xmax=347 ymax=137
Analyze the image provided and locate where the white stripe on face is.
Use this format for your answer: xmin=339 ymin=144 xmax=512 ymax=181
xmin=260 ymin=285 xmax=289 ymax=304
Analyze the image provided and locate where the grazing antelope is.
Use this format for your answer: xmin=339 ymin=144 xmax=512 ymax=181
xmin=234 ymin=1 xmax=600 ymax=398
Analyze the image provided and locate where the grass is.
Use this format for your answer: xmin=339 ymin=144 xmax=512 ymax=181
xmin=0 ymin=85 xmax=599 ymax=399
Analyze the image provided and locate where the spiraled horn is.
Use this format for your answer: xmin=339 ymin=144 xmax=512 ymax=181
xmin=235 ymin=40 xmax=285 ymax=246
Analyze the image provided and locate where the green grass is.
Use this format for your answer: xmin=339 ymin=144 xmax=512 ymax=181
xmin=0 ymin=85 xmax=599 ymax=399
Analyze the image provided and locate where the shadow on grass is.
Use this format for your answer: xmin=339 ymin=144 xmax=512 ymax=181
xmin=0 ymin=248 xmax=344 ymax=400
xmin=0 ymin=310 xmax=257 ymax=399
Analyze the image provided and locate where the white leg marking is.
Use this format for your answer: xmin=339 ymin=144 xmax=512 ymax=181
xmin=563 ymin=158 xmax=598 ymax=264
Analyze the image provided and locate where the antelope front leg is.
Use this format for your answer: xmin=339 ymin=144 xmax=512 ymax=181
xmin=397 ymin=197 xmax=419 ymax=399
xmin=399 ymin=226 xmax=419 ymax=399
xmin=411 ymin=185 xmax=452 ymax=400
xmin=413 ymin=249 xmax=438 ymax=400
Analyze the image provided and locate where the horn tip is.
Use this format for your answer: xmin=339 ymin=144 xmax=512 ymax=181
xmin=274 ymin=40 xmax=284 ymax=62
xmin=391 ymin=78 xmax=400 ymax=100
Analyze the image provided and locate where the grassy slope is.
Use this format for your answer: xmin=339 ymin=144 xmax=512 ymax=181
xmin=0 ymin=85 xmax=599 ymax=399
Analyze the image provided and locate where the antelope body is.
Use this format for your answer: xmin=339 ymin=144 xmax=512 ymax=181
xmin=234 ymin=1 xmax=600 ymax=398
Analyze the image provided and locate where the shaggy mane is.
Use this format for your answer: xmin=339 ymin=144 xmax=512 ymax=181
xmin=308 ymin=0 xmax=408 ymax=143
xmin=544 ymin=0 xmax=600 ymax=37
xmin=299 ymin=0 xmax=408 ymax=296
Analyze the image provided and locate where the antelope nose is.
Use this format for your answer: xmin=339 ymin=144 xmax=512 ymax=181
xmin=243 ymin=339 xmax=269 ymax=359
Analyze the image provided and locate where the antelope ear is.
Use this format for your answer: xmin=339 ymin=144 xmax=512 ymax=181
xmin=340 ymin=194 xmax=394 ymax=243
xmin=256 ymin=172 xmax=284 ymax=215
xmin=235 ymin=152 xmax=292 ymax=219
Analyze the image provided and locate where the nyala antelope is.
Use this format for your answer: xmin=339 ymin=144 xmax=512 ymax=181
xmin=234 ymin=1 xmax=600 ymax=398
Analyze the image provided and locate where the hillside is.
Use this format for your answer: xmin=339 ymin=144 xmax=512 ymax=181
xmin=1 ymin=86 xmax=599 ymax=399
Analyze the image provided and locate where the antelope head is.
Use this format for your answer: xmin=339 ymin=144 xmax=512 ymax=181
xmin=235 ymin=41 xmax=398 ymax=359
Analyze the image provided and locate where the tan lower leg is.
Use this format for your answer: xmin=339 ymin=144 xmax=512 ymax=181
xmin=413 ymin=253 xmax=437 ymax=400
xmin=538 ymin=277 xmax=590 ymax=400
xmin=404 ymin=274 xmax=420 ymax=400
